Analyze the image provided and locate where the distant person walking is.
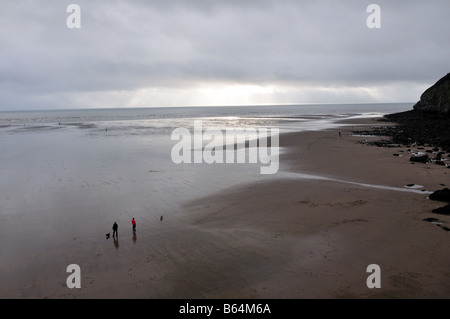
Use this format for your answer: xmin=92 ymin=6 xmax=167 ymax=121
xmin=131 ymin=218 xmax=136 ymax=232
xmin=112 ymin=221 xmax=118 ymax=237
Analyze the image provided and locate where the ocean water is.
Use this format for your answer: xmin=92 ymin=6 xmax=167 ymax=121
xmin=0 ymin=103 xmax=411 ymax=190
xmin=0 ymin=103 xmax=412 ymax=211
xmin=0 ymin=103 xmax=411 ymax=149
xmin=0 ymin=103 xmax=411 ymax=128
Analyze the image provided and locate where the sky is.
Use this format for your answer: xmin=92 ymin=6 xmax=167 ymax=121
xmin=0 ymin=0 xmax=449 ymax=111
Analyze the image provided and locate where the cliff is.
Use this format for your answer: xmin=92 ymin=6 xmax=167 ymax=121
xmin=373 ymin=73 xmax=450 ymax=149
xmin=413 ymin=73 xmax=450 ymax=114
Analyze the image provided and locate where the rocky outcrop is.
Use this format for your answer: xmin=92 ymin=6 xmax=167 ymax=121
xmin=414 ymin=73 xmax=450 ymax=114
xmin=383 ymin=110 xmax=450 ymax=149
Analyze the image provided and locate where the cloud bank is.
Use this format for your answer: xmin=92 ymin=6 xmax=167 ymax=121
xmin=1 ymin=0 xmax=449 ymax=110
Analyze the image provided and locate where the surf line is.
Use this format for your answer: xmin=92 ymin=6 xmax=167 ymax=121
xmin=281 ymin=172 xmax=432 ymax=194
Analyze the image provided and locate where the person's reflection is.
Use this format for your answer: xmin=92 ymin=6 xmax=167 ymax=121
xmin=132 ymin=231 xmax=137 ymax=244
xmin=113 ymin=236 xmax=119 ymax=249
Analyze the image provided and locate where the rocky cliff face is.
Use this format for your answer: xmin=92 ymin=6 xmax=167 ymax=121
xmin=413 ymin=73 xmax=450 ymax=114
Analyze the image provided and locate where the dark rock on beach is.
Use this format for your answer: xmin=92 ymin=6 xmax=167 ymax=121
xmin=409 ymin=154 xmax=429 ymax=163
xmin=435 ymin=152 xmax=444 ymax=159
xmin=432 ymin=204 xmax=450 ymax=216
xmin=422 ymin=217 xmax=441 ymax=223
xmin=438 ymin=225 xmax=450 ymax=232
xmin=423 ymin=217 xmax=450 ymax=232
xmin=429 ymin=188 xmax=450 ymax=203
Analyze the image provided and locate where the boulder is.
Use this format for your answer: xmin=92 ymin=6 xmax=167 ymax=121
xmin=429 ymin=188 xmax=450 ymax=202
xmin=432 ymin=204 xmax=450 ymax=216
xmin=436 ymin=152 xmax=445 ymax=159
xmin=422 ymin=217 xmax=441 ymax=223
xmin=409 ymin=154 xmax=429 ymax=163
xmin=437 ymin=225 xmax=450 ymax=231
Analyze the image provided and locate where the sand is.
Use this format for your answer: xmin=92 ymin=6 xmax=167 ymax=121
xmin=1 ymin=117 xmax=450 ymax=299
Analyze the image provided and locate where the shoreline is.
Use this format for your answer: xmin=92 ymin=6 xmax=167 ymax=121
xmin=2 ymin=116 xmax=450 ymax=298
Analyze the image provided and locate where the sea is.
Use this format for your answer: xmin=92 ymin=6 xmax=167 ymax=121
xmin=0 ymin=103 xmax=412 ymax=218
xmin=0 ymin=103 xmax=410 ymax=130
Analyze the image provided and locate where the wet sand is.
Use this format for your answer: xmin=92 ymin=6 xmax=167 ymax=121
xmin=1 ymin=117 xmax=450 ymax=298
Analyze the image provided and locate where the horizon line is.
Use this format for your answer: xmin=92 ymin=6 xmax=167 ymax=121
xmin=0 ymin=102 xmax=415 ymax=113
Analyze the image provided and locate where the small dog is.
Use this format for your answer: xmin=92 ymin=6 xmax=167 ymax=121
xmin=106 ymin=232 xmax=110 ymax=239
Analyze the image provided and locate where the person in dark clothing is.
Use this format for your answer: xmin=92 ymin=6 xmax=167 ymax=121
xmin=112 ymin=221 xmax=118 ymax=237
xmin=131 ymin=218 xmax=136 ymax=232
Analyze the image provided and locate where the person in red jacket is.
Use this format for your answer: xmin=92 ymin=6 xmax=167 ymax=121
xmin=131 ymin=218 xmax=136 ymax=232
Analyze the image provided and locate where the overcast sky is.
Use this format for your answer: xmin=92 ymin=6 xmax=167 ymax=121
xmin=1 ymin=0 xmax=449 ymax=111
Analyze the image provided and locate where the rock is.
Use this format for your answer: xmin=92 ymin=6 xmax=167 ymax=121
xmin=410 ymin=154 xmax=429 ymax=163
xmin=429 ymin=188 xmax=450 ymax=202
xmin=423 ymin=217 xmax=441 ymax=223
xmin=432 ymin=204 xmax=450 ymax=215
xmin=437 ymin=225 xmax=450 ymax=232
xmin=413 ymin=73 xmax=450 ymax=114
xmin=435 ymin=160 xmax=446 ymax=166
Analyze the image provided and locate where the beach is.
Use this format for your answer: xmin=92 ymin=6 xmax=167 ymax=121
xmin=1 ymin=114 xmax=449 ymax=299
xmin=2 ymin=0 xmax=450 ymax=303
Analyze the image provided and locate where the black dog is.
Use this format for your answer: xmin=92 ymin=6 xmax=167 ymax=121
xmin=106 ymin=232 xmax=110 ymax=239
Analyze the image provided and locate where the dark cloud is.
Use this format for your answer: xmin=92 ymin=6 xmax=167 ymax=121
xmin=1 ymin=0 xmax=449 ymax=110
